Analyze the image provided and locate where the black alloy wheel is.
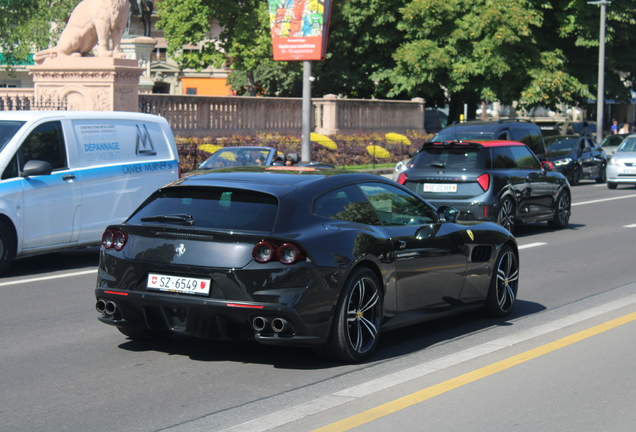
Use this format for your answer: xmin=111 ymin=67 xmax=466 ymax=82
xmin=318 ymin=267 xmax=383 ymax=362
xmin=484 ymin=245 xmax=519 ymax=317
xmin=570 ymin=165 xmax=581 ymax=186
xmin=548 ymin=191 xmax=571 ymax=229
xmin=118 ymin=327 xmax=173 ymax=341
xmin=497 ymin=198 xmax=515 ymax=234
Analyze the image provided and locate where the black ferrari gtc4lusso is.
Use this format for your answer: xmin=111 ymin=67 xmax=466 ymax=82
xmin=95 ymin=166 xmax=519 ymax=362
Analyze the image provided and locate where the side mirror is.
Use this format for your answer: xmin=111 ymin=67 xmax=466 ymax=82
xmin=22 ymin=160 xmax=52 ymax=177
xmin=541 ymin=161 xmax=554 ymax=171
xmin=437 ymin=206 xmax=459 ymax=223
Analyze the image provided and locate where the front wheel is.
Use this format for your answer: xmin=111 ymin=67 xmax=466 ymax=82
xmin=595 ymin=167 xmax=606 ymax=183
xmin=484 ymin=245 xmax=519 ymax=317
xmin=607 ymin=182 xmax=617 ymax=190
xmin=569 ymin=165 xmax=581 ymax=186
xmin=317 ymin=267 xmax=383 ymax=363
xmin=0 ymin=221 xmax=16 ymax=275
xmin=548 ymin=191 xmax=571 ymax=229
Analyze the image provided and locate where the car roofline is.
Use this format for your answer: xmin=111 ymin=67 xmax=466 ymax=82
xmin=423 ymin=140 xmax=526 ymax=148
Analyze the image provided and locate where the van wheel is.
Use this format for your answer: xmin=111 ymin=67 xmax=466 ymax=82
xmin=0 ymin=221 xmax=16 ymax=275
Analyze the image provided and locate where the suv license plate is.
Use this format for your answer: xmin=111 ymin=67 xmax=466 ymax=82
xmin=147 ymin=273 xmax=211 ymax=296
xmin=424 ymin=183 xmax=457 ymax=193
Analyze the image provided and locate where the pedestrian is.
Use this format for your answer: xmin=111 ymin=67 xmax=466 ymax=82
xmin=285 ymin=155 xmax=295 ymax=166
xmin=611 ymin=119 xmax=619 ymax=135
xmin=619 ymin=122 xmax=630 ymax=134
xmin=579 ymin=121 xmax=592 ymax=137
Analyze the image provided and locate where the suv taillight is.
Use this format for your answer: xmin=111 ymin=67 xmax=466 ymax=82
xmin=477 ymin=173 xmax=490 ymax=191
xmin=102 ymin=229 xmax=128 ymax=251
xmin=253 ymin=241 xmax=305 ymax=264
xmin=397 ymin=172 xmax=407 ymax=185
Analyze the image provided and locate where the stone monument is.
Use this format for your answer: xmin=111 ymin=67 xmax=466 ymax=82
xmin=28 ymin=0 xmax=145 ymax=112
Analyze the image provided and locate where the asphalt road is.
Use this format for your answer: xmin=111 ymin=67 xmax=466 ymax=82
xmin=2 ymin=179 xmax=636 ymax=432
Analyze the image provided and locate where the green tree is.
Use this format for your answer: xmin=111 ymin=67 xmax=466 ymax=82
xmin=376 ymin=0 xmax=593 ymax=120
xmin=0 ymin=0 xmax=77 ymax=70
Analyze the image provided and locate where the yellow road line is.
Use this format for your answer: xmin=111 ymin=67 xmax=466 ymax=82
xmin=314 ymin=311 xmax=636 ymax=432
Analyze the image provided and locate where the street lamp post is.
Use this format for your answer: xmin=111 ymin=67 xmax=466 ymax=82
xmin=588 ymin=0 xmax=610 ymax=143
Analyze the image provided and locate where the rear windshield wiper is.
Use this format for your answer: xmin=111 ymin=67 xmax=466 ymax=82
xmin=140 ymin=214 xmax=195 ymax=226
xmin=429 ymin=163 xmax=446 ymax=168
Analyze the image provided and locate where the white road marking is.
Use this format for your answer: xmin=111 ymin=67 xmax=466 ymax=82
xmin=204 ymin=293 xmax=636 ymax=432
xmin=0 ymin=269 xmax=97 ymax=287
xmin=624 ymin=224 xmax=636 ymax=228
xmin=572 ymin=193 xmax=636 ymax=206
xmin=518 ymin=242 xmax=547 ymax=250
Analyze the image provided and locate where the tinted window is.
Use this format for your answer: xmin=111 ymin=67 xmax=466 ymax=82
xmin=545 ymin=137 xmax=578 ymax=155
xmin=0 ymin=120 xmax=25 ymax=151
xmin=313 ymin=185 xmax=381 ymax=225
xmin=412 ymin=147 xmax=486 ymax=170
xmin=489 ymin=146 xmax=517 ymax=169
xmin=617 ymin=138 xmax=636 ymax=153
xmin=432 ymin=131 xmax=495 ymax=141
xmin=359 ymin=183 xmax=437 ymax=226
xmin=21 ymin=121 xmax=67 ymax=171
xmin=128 ymin=187 xmax=278 ymax=232
xmin=511 ymin=127 xmax=544 ymax=155
xmin=510 ymin=146 xmax=541 ymax=170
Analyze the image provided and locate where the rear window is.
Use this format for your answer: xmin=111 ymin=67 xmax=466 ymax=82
xmin=412 ymin=147 xmax=486 ymax=170
xmin=128 ymin=187 xmax=278 ymax=232
xmin=432 ymin=131 xmax=495 ymax=141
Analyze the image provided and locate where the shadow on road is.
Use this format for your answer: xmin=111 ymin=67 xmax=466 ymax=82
xmin=4 ymin=246 xmax=100 ymax=278
xmin=116 ymin=298 xmax=546 ymax=369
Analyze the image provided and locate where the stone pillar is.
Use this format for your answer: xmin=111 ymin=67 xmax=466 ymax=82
xmin=314 ymin=94 xmax=339 ymax=135
xmin=121 ymin=37 xmax=157 ymax=94
xmin=28 ymin=57 xmax=144 ymax=112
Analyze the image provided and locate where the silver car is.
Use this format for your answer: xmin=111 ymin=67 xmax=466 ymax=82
xmin=606 ymin=134 xmax=636 ymax=189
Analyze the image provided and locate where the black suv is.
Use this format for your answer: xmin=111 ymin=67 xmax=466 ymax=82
xmin=396 ymin=140 xmax=571 ymax=233
xmin=432 ymin=119 xmax=547 ymax=159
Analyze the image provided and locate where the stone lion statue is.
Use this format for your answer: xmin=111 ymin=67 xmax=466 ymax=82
xmin=34 ymin=0 xmax=130 ymax=64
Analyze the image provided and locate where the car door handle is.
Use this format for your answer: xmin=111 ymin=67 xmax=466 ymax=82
xmin=396 ymin=241 xmax=407 ymax=250
xmin=63 ymin=174 xmax=76 ymax=181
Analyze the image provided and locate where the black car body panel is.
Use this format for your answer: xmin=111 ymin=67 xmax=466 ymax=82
xmin=398 ymin=141 xmax=571 ymax=231
xmin=95 ymin=168 xmax=517 ymax=361
xmin=545 ymin=135 xmax=607 ymax=185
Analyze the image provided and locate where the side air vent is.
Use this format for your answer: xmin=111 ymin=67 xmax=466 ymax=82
xmin=471 ymin=245 xmax=493 ymax=263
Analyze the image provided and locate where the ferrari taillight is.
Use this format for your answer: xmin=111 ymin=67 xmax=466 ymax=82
xmin=253 ymin=241 xmax=305 ymax=264
xmin=102 ymin=229 xmax=128 ymax=251
xmin=477 ymin=173 xmax=490 ymax=191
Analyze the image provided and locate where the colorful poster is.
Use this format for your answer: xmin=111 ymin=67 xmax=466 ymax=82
xmin=267 ymin=0 xmax=333 ymax=61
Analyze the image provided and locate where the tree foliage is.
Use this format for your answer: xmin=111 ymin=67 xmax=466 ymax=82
xmin=0 ymin=0 xmax=78 ymax=70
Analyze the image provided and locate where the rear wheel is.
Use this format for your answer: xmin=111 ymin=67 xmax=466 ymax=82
xmin=118 ymin=327 xmax=173 ymax=341
xmin=484 ymin=245 xmax=519 ymax=317
xmin=497 ymin=198 xmax=515 ymax=234
xmin=548 ymin=191 xmax=571 ymax=229
xmin=317 ymin=267 xmax=382 ymax=363
xmin=0 ymin=221 xmax=16 ymax=275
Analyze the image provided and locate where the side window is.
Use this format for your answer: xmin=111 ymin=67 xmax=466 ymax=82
xmin=510 ymin=146 xmax=541 ymax=170
xmin=489 ymin=147 xmax=517 ymax=169
xmin=20 ymin=121 xmax=67 ymax=171
xmin=512 ymin=127 xmax=544 ymax=156
xmin=358 ymin=182 xmax=437 ymax=226
xmin=496 ymin=129 xmax=511 ymax=140
xmin=313 ymin=185 xmax=381 ymax=225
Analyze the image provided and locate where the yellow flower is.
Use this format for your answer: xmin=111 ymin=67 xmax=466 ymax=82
xmin=385 ymin=133 xmax=411 ymax=146
xmin=198 ymin=144 xmax=223 ymax=154
xmin=366 ymin=145 xmax=391 ymax=159
xmin=310 ymin=133 xmax=338 ymax=150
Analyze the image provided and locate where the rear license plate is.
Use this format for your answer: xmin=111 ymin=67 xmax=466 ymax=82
xmin=147 ymin=273 xmax=211 ymax=296
xmin=424 ymin=183 xmax=457 ymax=193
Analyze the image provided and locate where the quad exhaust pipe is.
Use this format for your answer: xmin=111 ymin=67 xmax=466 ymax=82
xmin=96 ymin=300 xmax=117 ymax=317
xmin=251 ymin=316 xmax=291 ymax=334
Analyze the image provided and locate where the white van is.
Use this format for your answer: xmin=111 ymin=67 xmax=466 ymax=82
xmin=0 ymin=111 xmax=179 ymax=273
